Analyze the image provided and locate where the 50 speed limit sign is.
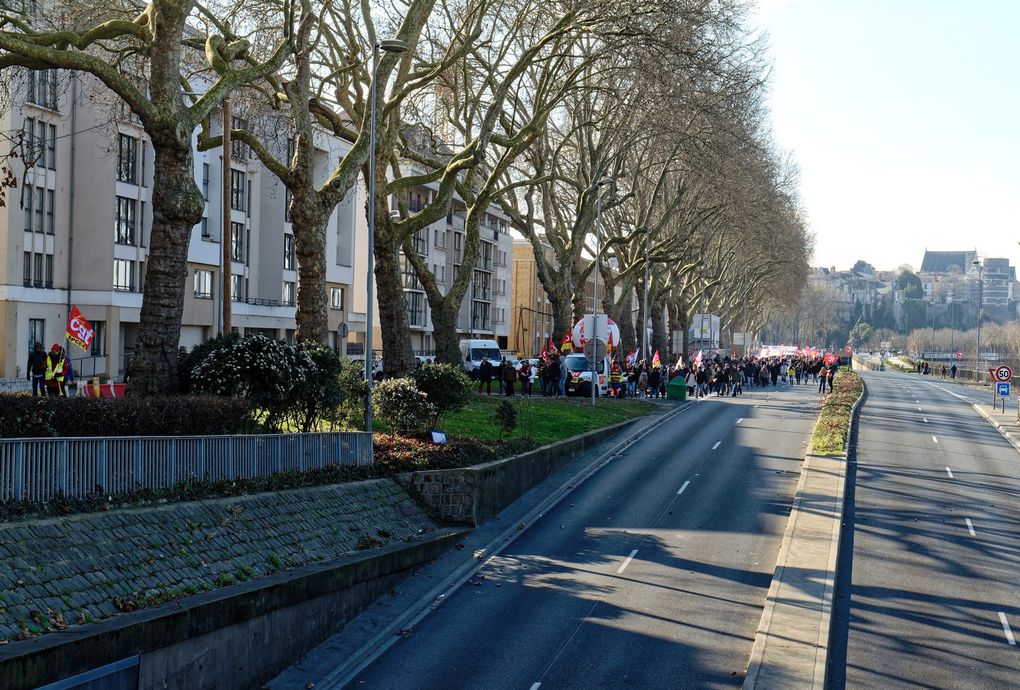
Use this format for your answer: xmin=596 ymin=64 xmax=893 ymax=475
xmin=994 ymin=365 xmax=1013 ymax=382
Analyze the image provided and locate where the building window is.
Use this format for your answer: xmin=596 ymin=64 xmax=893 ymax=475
xmin=496 ymin=249 xmax=507 ymax=267
xmin=231 ymin=222 xmax=245 ymax=263
xmin=471 ymin=301 xmax=490 ymax=331
xmin=330 ymin=286 xmax=344 ymax=311
xmin=26 ymin=69 xmax=58 ymax=110
xmin=199 ymin=217 xmax=209 ymax=238
xmin=230 ymin=169 xmax=245 ymax=211
xmin=28 ymin=319 xmax=44 ymax=351
xmin=90 ymin=321 xmax=106 ymax=356
xmin=23 ymin=252 xmax=31 ymax=286
xmin=117 ymin=133 xmax=137 ymax=183
xmin=434 ymin=229 xmax=446 ymax=249
xmin=406 ymin=291 xmax=425 ymax=327
xmin=231 ymin=274 xmax=244 ymax=302
xmin=231 ymin=116 xmax=250 ymax=160
xmin=115 ymin=196 xmax=136 ymax=245
xmin=433 ymin=263 xmax=445 ymax=284
xmin=283 ymin=233 xmax=296 ymax=270
xmin=282 ymin=281 xmax=295 ymax=306
xmin=472 ymin=270 xmax=491 ymax=301
xmin=46 ymin=189 xmax=54 ymax=235
xmin=33 ymin=186 xmax=43 ymax=233
xmin=33 ymin=252 xmax=42 ymax=287
xmin=113 ymin=259 xmax=134 ymax=291
xmin=412 ymin=228 xmax=428 ymax=256
xmin=284 ymin=187 xmax=292 ymax=223
xmin=480 ymin=242 xmax=493 ymax=270
xmin=453 ymin=232 xmax=463 ymax=262
xmin=45 ymin=123 xmax=55 ymax=169
xmin=45 ymin=253 xmax=53 ymax=287
xmin=202 ymin=162 xmax=210 ymax=201
xmin=194 ymin=269 xmax=213 ymax=299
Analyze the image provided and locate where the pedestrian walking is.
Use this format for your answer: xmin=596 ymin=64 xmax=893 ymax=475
xmin=26 ymin=341 xmax=48 ymax=396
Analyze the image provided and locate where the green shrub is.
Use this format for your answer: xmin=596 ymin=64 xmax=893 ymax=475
xmin=178 ymin=332 xmax=242 ymax=392
xmin=328 ymin=357 xmax=368 ymax=430
xmin=491 ymin=399 xmax=517 ymax=436
xmin=289 ymin=343 xmax=344 ymax=432
xmin=372 ymin=378 xmax=435 ymax=437
xmin=410 ymin=363 xmax=472 ymax=430
xmin=0 ymin=395 xmax=252 ymax=438
xmin=189 ymin=335 xmax=315 ymax=431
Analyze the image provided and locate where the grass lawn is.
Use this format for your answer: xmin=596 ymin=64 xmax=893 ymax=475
xmin=377 ymin=394 xmax=659 ymax=446
xmin=810 ymin=371 xmax=864 ymax=455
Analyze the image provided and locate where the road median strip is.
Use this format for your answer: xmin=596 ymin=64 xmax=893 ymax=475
xmin=744 ymin=371 xmax=864 ymax=690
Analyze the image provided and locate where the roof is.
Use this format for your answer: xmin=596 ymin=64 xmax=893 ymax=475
xmin=920 ymin=250 xmax=975 ymax=274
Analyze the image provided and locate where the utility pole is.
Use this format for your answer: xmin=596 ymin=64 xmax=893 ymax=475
xmin=221 ymin=96 xmax=232 ymax=335
xmin=642 ymin=224 xmax=650 ymax=361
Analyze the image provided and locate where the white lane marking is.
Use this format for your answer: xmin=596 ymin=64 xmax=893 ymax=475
xmin=712 ymin=441 xmax=722 ymax=450
xmin=946 ymin=466 xmax=954 ymax=478
xmin=530 ymin=684 xmax=542 ymax=690
xmin=965 ymin=518 xmax=976 ymax=536
xmin=737 ymin=418 xmax=744 ymax=424
xmin=617 ymin=549 xmax=639 ymax=574
xmin=677 ymin=480 xmax=690 ymax=495
xmin=932 ymin=435 xmax=939 ymax=444
xmin=923 ymin=418 xmax=929 ymax=423
xmin=1000 ymin=612 xmax=1016 ymax=646
xmin=918 ymin=406 xmax=923 ymax=411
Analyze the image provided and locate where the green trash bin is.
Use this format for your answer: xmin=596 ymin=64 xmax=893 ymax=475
xmin=667 ymin=376 xmax=687 ymax=401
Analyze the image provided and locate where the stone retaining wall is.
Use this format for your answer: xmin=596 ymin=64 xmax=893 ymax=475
xmin=0 ymin=479 xmax=436 ymax=644
xmin=402 ymin=418 xmax=640 ymax=525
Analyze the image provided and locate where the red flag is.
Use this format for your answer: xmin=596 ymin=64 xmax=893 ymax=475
xmin=66 ymin=306 xmax=95 ymax=351
xmin=652 ymin=350 xmax=661 ymax=368
xmin=823 ymin=353 xmax=837 ymax=365
xmin=607 ymin=329 xmax=614 ymax=352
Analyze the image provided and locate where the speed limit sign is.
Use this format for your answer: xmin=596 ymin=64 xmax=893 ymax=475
xmin=994 ymin=365 xmax=1013 ymax=382
xmin=955 ymin=351 xmax=964 ymax=360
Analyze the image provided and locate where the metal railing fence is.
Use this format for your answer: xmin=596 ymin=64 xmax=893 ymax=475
xmin=0 ymin=431 xmax=373 ymax=503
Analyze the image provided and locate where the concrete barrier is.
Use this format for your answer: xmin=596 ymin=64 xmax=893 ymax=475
xmin=401 ymin=417 xmax=642 ymax=525
xmin=0 ymin=529 xmax=467 ymax=690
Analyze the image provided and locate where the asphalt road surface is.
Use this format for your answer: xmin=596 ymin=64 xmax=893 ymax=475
xmin=346 ymin=381 xmax=818 ymax=689
xmin=831 ymin=370 xmax=1020 ymax=689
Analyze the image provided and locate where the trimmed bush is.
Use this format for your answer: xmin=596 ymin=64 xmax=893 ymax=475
xmin=327 ymin=357 xmax=368 ymax=430
xmin=0 ymin=395 xmax=252 ymax=438
xmin=289 ymin=343 xmax=344 ymax=433
xmin=372 ymin=378 xmax=435 ymax=436
xmin=189 ymin=334 xmax=315 ymax=431
xmin=410 ymin=363 xmax=473 ymax=430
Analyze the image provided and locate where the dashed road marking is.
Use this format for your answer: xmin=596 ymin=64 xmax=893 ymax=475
xmin=1000 ymin=612 xmax=1016 ymax=646
xmin=677 ymin=481 xmax=690 ymax=495
xmin=617 ymin=549 xmax=639 ymax=574
xmin=712 ymin=441 xmax=722 ymax=450
xmin=965 ymin=518 xmax=976 ymax=536
xmin=923 ymin=418 xmax=928 ymax=423
xmin=737 ymin=418 xmax=744 ymax=424
xmin=946 ymin=467 xmax=954 ymax=478
xmin=932 ymin=435 xmax=939 ymax=444
xmin=530 ymin=683 xmax=542 ymax=690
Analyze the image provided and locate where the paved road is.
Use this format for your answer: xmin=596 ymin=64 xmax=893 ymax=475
xmin=832 ymin=370 xmax=1020 ymax=688
xmin=344 ymin=383 xmax=818 ymax=689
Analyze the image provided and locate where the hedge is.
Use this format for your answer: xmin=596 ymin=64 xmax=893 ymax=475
xmin=0 ymin=395 xmax=253 ymax=438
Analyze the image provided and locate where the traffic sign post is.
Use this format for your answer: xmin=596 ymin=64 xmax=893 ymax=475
xmin=997 ymin=382 xmax=1010 ymax=397
xmin=993 ymin=365 xmax=1012 ymax=383
xmin=955 ymin=351 xmax=964 ymax=361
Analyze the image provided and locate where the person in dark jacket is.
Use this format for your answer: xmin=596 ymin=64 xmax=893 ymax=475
xmin=26 ymin=341 xmax=48 ymax=396
xmin=478 ymin=357 xmax=494 ymax=395
xmin=502 ymin=359 xmax=516 ymax=397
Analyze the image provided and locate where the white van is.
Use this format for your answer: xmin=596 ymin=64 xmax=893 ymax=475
xmin=459 ymin=339 xmax=503 ymax=378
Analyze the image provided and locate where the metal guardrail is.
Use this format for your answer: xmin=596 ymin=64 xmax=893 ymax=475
xmin=0 ymin=431 xmax=373 ymax=503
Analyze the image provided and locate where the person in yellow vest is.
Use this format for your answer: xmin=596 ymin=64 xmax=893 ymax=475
xmin=45 ymin=343 xmax=70 ymax=397
xmin=610 ymin=361 xmax=624 ymax=397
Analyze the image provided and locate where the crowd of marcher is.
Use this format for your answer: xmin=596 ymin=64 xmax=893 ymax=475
xmin=25 ymin=342 xmax=74 ymax=396
xmin=469 ymin=349 xmax=844 ymax=399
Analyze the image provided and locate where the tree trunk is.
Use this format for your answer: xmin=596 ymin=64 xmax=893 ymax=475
xmin=431 ymin=302 xmax=462 ymax=366
xmin=651 ymin=297 xmax=668 ymax=358
xmin=550 ymin=288 xmax=575 ymax=345
xmin=607 ymin=292 xmax=635 ymax=354
xmin=374 ymin=215 xmax=415 ymax=377
xmin=127 ymin=143 xmax=204 ymax=395
xmin=291 ymin=193 xmax=329 ymax=343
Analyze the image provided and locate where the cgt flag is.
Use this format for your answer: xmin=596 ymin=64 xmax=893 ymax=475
xmin=651 ymin=350 xmax=661 ymax=368
xmin=66 ymin=306 xmax=95 ymax=351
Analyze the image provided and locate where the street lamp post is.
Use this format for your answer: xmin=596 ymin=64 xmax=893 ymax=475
xmin=973 ymin=259 xmax=983 ymax=375
xmin=591 ymin=178 xmax=611 ymax=406
xmin=365 ymin=38 xmax=408 ymax=434
xmin=930 ymin=302 xmax=936 ymax=358
xmin=641 ymin=224 xmax=650 ymax=362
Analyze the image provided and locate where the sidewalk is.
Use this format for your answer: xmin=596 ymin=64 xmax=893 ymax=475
xmin=972 ymin=395 xmax=1020 ymax=453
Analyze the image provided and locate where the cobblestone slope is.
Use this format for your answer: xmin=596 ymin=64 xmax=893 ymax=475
xmin=0 ymin=479 xmax=435 ymax=642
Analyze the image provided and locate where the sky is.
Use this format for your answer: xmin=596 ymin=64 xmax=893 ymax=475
xmin=753 ymin=0 xmax=1020 ymax=273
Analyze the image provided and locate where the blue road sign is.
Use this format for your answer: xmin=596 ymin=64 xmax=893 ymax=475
xmin=997 ymin=382 xmax=1010 ymax=397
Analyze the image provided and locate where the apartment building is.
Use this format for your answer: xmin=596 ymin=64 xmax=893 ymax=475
xmin=386 ymin=174 xmax=513 ymax=355
xmin=0 ymin=69 xmax=361 ymax=380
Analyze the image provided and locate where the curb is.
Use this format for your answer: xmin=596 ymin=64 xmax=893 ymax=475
xmin=743 ymin=376 xmax=865 ymax=690
xmin=972 ymin=403 xmax=1020 ymax=454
